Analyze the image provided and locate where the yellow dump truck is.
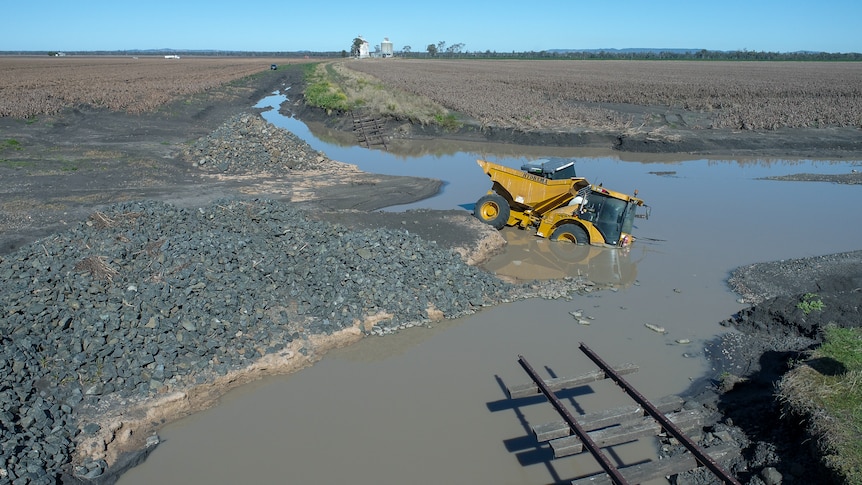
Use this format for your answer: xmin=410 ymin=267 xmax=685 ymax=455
xmin=473 ymin=158 xmax=648 ymax=248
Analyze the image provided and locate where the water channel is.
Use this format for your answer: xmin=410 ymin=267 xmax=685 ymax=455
xmin=117 ymin=92 xmax=862 ymax=484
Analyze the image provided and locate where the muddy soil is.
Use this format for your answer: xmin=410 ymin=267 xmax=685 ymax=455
xmin=3 ymin=65 xmax=862 ymax=483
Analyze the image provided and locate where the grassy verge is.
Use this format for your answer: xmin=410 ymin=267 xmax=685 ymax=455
xmin=301 ymin=63 xmax=351 ymax=113
xmin=778 ymin=324 xmax=862 ymax=484
xmin=302 ymin=61 xmax=460 ymax=128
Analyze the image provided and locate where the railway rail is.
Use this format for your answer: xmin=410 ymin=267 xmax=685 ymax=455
xmin=501 ymin=343 xmax=740 ymax=484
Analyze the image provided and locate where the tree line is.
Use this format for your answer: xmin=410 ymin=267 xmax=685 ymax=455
xmin=339 ymin=38 xmax=860 ymax=61
xmin=398 ymin=48 xmax=862 ymax=61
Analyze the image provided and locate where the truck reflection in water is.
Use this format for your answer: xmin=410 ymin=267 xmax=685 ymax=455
xmin=480 ymin=227 xmax=642 ymax=287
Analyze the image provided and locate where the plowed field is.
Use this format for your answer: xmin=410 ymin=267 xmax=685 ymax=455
xmin=346 ymin=59 xmax=862 ymax=131
xmin=0 ymin=56 xmax=311 ymax=118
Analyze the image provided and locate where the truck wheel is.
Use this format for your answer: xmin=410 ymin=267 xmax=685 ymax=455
xmin=551 ymin=224 xmax=588 ymax=245
xmin=474 ymin=193 xmax=510 ymax=229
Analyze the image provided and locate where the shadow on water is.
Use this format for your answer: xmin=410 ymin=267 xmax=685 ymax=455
xmin=487 ymin=374 xmax=591 ymax=481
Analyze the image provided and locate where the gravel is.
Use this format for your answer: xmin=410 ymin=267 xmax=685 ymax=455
xmin=182 ymin=113 xmax=328 ymax=173
xmin=728 ymin=250 xmax=862 ymax=305
xmin=0 ymin=112 xmax=524 ymax=484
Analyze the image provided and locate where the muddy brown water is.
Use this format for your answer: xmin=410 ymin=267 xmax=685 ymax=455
xmin=117 ymin=94 xmax=862 ymax=484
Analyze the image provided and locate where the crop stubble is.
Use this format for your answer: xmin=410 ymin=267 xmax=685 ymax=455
xmin=346 ymin=59 xmax=862 ymax=131
xmin=0 ymin=56 xmax=300 ymax=118
xmin=4 ymin=57 xmax=860 ymax=134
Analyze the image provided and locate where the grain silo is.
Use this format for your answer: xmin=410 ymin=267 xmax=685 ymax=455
xmin=381 ymin=38 xmax=394 ymax=58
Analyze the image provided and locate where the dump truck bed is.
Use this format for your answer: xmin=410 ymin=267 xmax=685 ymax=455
xmin=477 ymin=159 xmax=587 ymax=211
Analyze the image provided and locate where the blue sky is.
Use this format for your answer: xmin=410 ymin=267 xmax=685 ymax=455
xmin=3 ymin=0 xmax=860 ymax=53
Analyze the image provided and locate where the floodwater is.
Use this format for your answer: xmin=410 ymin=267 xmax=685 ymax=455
xmin=117 ymin=92 xmax=862 ymax=484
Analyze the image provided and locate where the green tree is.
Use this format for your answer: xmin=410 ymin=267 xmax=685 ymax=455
xmin=445 ymin=43 xmax=465 ymax=55
xmin=426 ymin=44 xmax=437 ymax=57
xmin=350 ymin=37 xmax=364 ymax=57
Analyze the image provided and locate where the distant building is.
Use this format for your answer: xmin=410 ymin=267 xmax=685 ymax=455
xmin=381 ymin=38 xmax=393 ymax=58
xmin=357 ymin=37 xmax=370 ymax=59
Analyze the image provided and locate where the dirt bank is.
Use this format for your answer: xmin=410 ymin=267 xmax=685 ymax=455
xmin=290 ymin=91 xmax=862 ymax=161
xmin=670 ymin=251 xmax=862 ymax=484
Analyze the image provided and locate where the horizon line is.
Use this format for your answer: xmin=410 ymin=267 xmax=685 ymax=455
xmin=2 ymin=47 xmax=860 ymax=55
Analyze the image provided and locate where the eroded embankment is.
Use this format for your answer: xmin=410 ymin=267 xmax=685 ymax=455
xmin=672 ymin=251 xmax=862 ymax=484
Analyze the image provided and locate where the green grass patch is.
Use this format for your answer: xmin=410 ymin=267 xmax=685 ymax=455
xmin=303 ymin=61 xmax=458 ymax=127
xmin=434 ymin=113 xmax=463 ymax=131
xmin=779 ymin=325 xmax=862 ymax=483
xmin=0 ymin=159 xmax=30 ymax=168
xmin=2 ymin=139 xmax=23 ymax=151
xmin=798 ymin=292 xmax=826 ymax=315
xmin=304 ymin=80 xmax=349 ymax=111
xmin=303 ymin=63 xmax=351 ymax=112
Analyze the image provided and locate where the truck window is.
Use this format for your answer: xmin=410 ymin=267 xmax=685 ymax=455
xmin=586 ymin=194 xmax=627 ymax=244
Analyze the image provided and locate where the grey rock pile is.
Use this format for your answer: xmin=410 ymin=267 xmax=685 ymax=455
xmin=0 ymin=197 xmax=513 ymax=483
xmin=181 ymin=113 xmax=327 ymax=173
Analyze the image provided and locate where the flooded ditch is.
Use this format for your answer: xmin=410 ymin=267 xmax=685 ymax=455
xmin=116 ymin=92 xmax=862 ymax=484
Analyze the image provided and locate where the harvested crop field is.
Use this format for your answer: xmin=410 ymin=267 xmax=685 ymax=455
xmin=345 ymin=59 xmax=862 ymax=132
xmin=0 ymin=56 xmax=314 ymax=118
